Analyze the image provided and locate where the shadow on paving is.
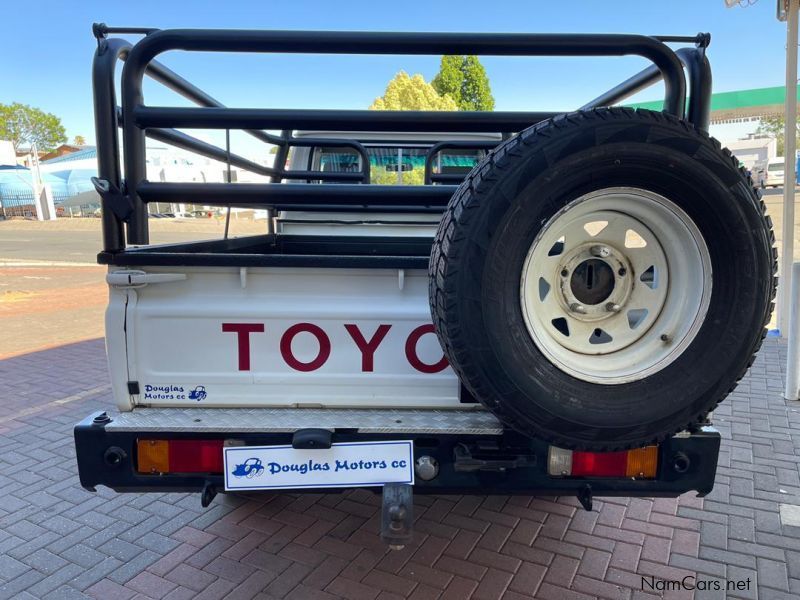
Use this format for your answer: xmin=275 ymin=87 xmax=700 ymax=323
xmin=0 ymin=338 xmax=798 ymax=599
xmin=0 ymin=338 xmax=108 ymax=421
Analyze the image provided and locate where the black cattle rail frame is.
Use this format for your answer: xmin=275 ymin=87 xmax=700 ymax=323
xmin=91 ymin=23 xmax=713 ymax=262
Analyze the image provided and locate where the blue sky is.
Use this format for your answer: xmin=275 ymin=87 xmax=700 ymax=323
xmin=0 ymin=0 xmax=789 ymax=149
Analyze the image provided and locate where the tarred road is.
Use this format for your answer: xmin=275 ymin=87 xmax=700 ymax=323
xmin=0 ymin=265 xmax=107 ymax=359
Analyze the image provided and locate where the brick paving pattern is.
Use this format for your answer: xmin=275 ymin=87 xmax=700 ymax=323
xmin=0 ymin=337 xmax=798 ymax=599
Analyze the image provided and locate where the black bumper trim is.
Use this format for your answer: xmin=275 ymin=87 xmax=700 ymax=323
xmin=74 ymin=411 xmax=720 ymax=498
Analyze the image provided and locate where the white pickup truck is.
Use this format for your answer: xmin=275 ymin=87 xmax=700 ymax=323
xmin=76 ymin=24 xmax=774 ymax=545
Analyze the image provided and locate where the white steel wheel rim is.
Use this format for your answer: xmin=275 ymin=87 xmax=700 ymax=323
xmin=520 ymin=187 xmax=712 ymax=385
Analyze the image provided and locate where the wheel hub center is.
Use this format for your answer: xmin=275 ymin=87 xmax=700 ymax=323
xmin=570 ymin=259 xmax=615 ymax=305
xmin=557 ymin=242 xmax=633 ymax=322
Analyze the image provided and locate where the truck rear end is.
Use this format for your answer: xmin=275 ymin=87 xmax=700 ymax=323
xmin=74 ymin=24 xmax=761 ymax=546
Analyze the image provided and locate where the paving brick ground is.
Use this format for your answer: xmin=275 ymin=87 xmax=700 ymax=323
xmin=1 ymin=337 xmax=799 ymax=599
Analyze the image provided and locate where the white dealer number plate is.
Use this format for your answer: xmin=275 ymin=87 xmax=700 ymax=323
xmin=223 ymin=440 xmax=415 ymax=491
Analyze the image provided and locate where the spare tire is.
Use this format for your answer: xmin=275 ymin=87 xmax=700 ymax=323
xmin=429 ymin=108 xmax=776 ymax=450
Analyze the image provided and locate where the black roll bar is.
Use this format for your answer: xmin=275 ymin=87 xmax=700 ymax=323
xmin=92 ymin=37 xmax=128 ymax=251
xmin=582 ymin=45 xmax=712 ymax=131
xmin=93 ymin=37 xmax=286 ymax=249
xmin=119 ymin=29 xmax=689 ymax=245
xmin=92 ymin=25 xmax=713 ymax=250
xmin=133 ymin=107 xmax=560 ymax=133
xmin=92 ymin=35 xmax=374 ymax=249
xmin=145 ymin=126 xmax=369 ymax=183
xmin=144 ymin=126 xmax=273 ymax=178
xmin=678 ymin=47 xmax=713 ymax=131
xmin=137 ymin=182 xmax=456 ymax=212
xmin=150 ymin=130 xmax=373 ymax=183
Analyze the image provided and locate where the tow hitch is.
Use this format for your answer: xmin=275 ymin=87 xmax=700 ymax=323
xmin=289 ymin=429 xmax=415 ymax=549
xmin=577 ymin=484 xmax=593 ymax=511
xmin=201 ymin=481 xmax=217 ymax=508
xmin=381 ymin=482 xmax=414 ymax=550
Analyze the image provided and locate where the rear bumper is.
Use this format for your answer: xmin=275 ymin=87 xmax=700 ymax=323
xmin=74 ymin=409 xmax=720 ymax=498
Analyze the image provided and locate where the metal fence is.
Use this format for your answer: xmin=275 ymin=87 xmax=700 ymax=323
xmin=0 ymin=189 xmax=80 ymax=219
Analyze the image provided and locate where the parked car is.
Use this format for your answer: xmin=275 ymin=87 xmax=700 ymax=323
xmin=766 ymin=158 xmax=785 ymax=188
xmin=751 ymin=161 xmax=768 ymax=189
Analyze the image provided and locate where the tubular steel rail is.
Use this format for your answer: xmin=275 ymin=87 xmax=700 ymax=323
xmin=91 ymin=23 xmax=712 ymax=251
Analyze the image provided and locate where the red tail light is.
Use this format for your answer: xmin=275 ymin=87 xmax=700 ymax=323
xmin=548 ymin=446 xmax=659 ymax=478
xmin=571 ymin=451 xmax=629 ymax=477
xmin=137 ymin=439 xmax=224 ymax=474
xmin=169 ymin=440 xmax=224 ymax=473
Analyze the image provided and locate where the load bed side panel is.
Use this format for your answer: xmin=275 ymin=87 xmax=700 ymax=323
xmin=117 ymin=266 xmax=461 ymax=409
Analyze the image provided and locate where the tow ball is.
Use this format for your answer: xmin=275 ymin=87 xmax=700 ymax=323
xmin=381 ymin=482 xmax=414 ymax=550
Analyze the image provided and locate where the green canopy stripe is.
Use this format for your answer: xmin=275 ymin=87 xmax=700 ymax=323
xmin=626 ymin=85 xmax=800 ymax=114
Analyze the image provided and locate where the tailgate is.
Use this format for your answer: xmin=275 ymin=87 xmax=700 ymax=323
xmin=107 ymin=266 xmax=462 ymax=411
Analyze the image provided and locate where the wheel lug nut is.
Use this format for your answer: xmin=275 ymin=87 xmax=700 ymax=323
xmin=560 ymin=269 xmax=568 ymax=277
xmin=569 ymin=303 xmax=587 ymax=314
xmin=590 ymin=245 xmax=610 ymax=258
xmin=618 ymin=267 xmax=626 ymax=276
xmin=606 ymin=302 xmax=621 ymax=313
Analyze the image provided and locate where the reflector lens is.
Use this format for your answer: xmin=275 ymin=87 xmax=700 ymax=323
xmin=136 ymin=439 xmax=224 ymax=474
xmin=137 ymin=439 xmax=169 ymax=474
xmin=548 ymin=446 xmax=573 ymax=476
xmin=625 ymin=445 xmax=659 ymax=478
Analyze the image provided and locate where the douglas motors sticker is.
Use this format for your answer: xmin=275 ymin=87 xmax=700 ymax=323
xmin=142 ymin=384 xmax=207 ymax=401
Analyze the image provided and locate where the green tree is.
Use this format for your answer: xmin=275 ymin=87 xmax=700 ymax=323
xmin=370 ymin=71 xmax=458 ymax=111
xmin=73 ymin=135 xmax=86 ymax=146
xmin=757 ymin=114 xmax=800 ymax=156
xmin=431 ymin=55 xmax=464 ymax=107
xmin=432 ymin=55 xmax=495 ymax=111
xmin=0 ymin=103 xmax=67 ymax=152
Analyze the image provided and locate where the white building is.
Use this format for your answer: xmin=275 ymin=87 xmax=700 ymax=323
xmin=0 ymin=141 xmax=15 ymax=166
xmin=724 ymin=136 xmax=778 ymax=170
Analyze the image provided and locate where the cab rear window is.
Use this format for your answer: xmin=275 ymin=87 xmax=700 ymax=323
xmin=316 ymin=146 xmax=486 ymax=185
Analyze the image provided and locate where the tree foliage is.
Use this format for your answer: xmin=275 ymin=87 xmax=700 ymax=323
xmin=431 ymin=55 xmax=464 ymax=108
xmin=370 ymin=71 xmax=458 ymax=111
xmin=432 ymin=55 xmax=495 ymax=111
xmin=757 ymin=115 xmax=800 ymax=156
xmin=73 ymin=135 xmax=87 ymax=146
xmin=0 ymin=103 xmax=67 ymax=152
xmin=370 ymin=167 xmax=426 ymax=186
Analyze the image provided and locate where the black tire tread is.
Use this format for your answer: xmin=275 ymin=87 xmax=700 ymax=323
xmin=429 ymin=107 xmax=777 ymax=450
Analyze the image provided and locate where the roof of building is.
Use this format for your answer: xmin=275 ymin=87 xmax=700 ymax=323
xmin=628 ymin=85 xmax=798 ymax=123
xmin=41 ymin=147 xmax=97 ymax=165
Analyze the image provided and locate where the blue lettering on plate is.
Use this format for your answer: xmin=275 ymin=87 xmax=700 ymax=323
xmin=334 ymin=459 xmax=388 ymax=472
